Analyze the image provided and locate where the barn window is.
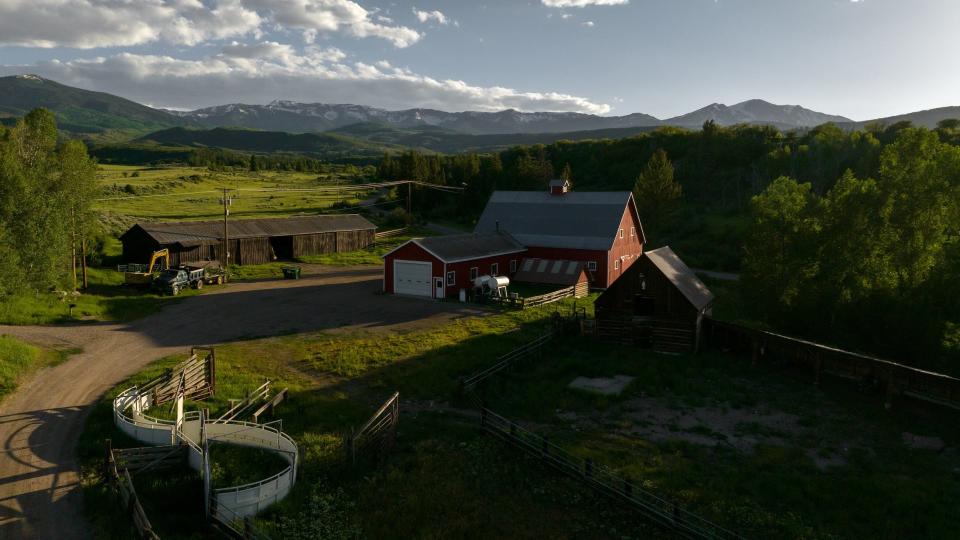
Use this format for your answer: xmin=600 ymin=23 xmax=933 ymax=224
xmin=469 ymin=267 xmax=478 ymax=281
xmin=619 ymin=228 xmax=624 ymax=239
xmin=446 ymin=271 xmax=456 ymax=286
xmin=630 ymin=226 xmax=636 ymax=237
xmin=509 ymin=259 xmax=517 ymax=273
xmin=490 ymin=263 xmax=499 ymax=276
xmin=615 ymin=259 xmax=621 ymax=270
xmin=587 ymin=261 xmax=597 ymax=271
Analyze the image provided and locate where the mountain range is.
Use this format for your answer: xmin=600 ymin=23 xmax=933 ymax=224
xmin=2 ymin=75 xmax=959 ymax=148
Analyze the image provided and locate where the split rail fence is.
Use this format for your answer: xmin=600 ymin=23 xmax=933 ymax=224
xmin=104 ymin=441 xmax=166 ymax=540
xmin=374 ymin=227 xmax=407 ymax=240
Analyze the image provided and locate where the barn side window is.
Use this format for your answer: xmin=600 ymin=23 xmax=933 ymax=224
xmin=614 ymin=259 xmax=621 ymax=270
xmin=446 ymin=271 xmax=456 ymax=286
xmin=630 ymin=226 xmax=635 ymax=237
xmin=490 ymin=263 xmax=499 ymax=276
xmin=587 ymin=261 xmax=598 ymax=271
xmin=619 ymin=228 xmax=624 ymax=239
xmin=469 ymin=267 xmax=478 ymax=281
xmin=509 ymin=259 xmax=517 ymax=273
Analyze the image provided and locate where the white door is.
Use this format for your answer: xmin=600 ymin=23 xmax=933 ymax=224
xmin=435 ymin=278 xmax=445 ymax=299
xmin=393 ymin=260 xmax=432 ymax=297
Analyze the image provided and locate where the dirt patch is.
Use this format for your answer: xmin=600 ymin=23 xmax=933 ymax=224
xmin=569 ymin=375 xmax=635 ymax=396
xmin=902 ymin=432 xmax=946 ymax=451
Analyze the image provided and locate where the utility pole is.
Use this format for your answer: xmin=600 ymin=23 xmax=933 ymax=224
xmin=407 ymin=181 xmax=412 ymax=216
xmin=222 ymin=187 xmax=231 ymax=281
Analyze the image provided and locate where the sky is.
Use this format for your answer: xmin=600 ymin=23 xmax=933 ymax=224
xmin=0 ymin=0 xmax=957 ymax=120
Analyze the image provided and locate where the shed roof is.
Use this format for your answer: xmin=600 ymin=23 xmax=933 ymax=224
xmin=473 ymin=190 xmax=643 ymax=250
xmin=384 ymin=232 xmax=526 ymax=264
xmin=513 ymin=258 xmax=588 ymax=286
xmin=644 ymin=246 xmax=714 ymax=310
xmin=123 ymin=214 xmax=375 ymax=247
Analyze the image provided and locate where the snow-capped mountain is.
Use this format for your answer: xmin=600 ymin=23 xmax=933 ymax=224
xmin=663 ymin=99 xmax=851 ymax=129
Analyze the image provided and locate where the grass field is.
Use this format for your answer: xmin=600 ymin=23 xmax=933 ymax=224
xmin=0 ymin=336 xmax=78 ymax=401
xmin=77 ymin=296 xmax=669 ymax=539
xmin=94 ymin=164 xmax=376 ymax=230
xmin=475 ymin=338 xmax=960 ymax=539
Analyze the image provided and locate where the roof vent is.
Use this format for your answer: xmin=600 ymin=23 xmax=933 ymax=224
xmin=548 ymin=178 xmax=571 ymax=196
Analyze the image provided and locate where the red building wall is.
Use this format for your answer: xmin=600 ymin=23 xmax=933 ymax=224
xmin=443 ymin=251 xmax=525 ymax=298
xmin=383 ymin=241 xmax=526 ymax=298
xmin=605 ymin=205 xmax=645 ymax=287
xmin=382 ymin=242 xmax=444 ymax=294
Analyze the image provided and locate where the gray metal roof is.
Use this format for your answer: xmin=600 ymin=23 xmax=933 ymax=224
xmin=413 ymin=232 xmax=526 ymax=263
xmin=513 ymin=258 xmax=588 ymax=286
xmin=645 ymin=246 xmax=714 ymax=310
xmin=125 ymin=214 xmax=375 ymax=247
xmin=473 ymin=191 xmax=637 ymax=250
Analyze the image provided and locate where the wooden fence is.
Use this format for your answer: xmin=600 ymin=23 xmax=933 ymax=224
xmin=703 ymin=318 xmax=960 ymax=410
xmin=345 ymin=392 xmax=399 ymax=464
xmin=494 ymin=283 xmax=589 ymax=309
xmin=141 ymin=347 xmax=216 ymax=406
xmin=459 ymin=310 xmax=741 ymax=539
xmin=480 ymin=408 xmax=742 ymax=540
xmin=375 ymin=227 xmax=407 ymax=240
xmin=104 ymin=440 xmax=162 ymax=540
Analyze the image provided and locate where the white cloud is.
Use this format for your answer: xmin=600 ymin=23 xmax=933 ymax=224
xmin=0 ymin=0 xmax=421 ymax=49
xmin=0 ymin=0 xmax=262 ymax=48
xmin=413 ymin=8 xmax=449 ymax=25
xmin=247 ymin=0 xmax=422 ymax=48
xmin=0 ymin=47 xmax=610 ymax=114
xmin=541 ymin=0 xmax=628 ymax=7
xmin=582 ymin=21 xmax=595 ymax=27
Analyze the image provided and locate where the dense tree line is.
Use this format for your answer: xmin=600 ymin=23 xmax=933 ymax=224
xmin=0 ymin=109 xmax=97 ymax=295
xmin=742 ymin=128 xmax=960 ymax=371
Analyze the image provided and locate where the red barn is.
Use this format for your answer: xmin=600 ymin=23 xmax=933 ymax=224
xmin=382 ymin=232 xmax=526 ymax=298
xmin=473 ymin=186 xmax=645 ymax=288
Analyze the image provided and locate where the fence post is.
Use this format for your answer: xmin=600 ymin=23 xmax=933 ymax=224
xmin=104 ymin=438 xmax=113 ymax=481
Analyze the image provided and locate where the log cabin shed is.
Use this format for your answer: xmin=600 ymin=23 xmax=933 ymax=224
xmin=473 ymin=185 xmax=645 ymax=288
xmin=594 ymin=246 xmax=714 ymax=353
xmin=382 ymin=232 xmax=526 ymax=298
xmin=120 ymin=214 xmax=375 ymax=266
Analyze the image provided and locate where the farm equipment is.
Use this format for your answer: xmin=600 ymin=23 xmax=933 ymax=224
xmin=119 ymin=249 xmax=169 ymax=286
xmin=157 ymin=267 xmax=204 ymax=295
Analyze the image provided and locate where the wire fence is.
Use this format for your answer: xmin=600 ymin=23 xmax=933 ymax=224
xmin=459 ymin=310 xmax=746 ymax=539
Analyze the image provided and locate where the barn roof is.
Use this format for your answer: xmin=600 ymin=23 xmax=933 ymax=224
xmin=384 ymin=232 xmax=526 ymax=264
xmin=122 ymin=214 xmax=375 ymax=247
xmin=644 ymin=246 xmax=714 ymax=310
xmin=473 ymin=190 xmax=644 ymax=250
xmin=513 ymin=258 xmax=588 ymax=286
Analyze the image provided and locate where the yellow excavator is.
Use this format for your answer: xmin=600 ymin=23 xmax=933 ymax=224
xmin=122 ymin=249 xmax=170 ymax=286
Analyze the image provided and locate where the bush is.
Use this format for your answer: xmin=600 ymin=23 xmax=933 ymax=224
xmin=385 ymin=207 xmax=412 ymax=228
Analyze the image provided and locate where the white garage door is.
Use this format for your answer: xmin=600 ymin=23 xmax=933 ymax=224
xmin=393 ymin=260 xmax=432 ymax=297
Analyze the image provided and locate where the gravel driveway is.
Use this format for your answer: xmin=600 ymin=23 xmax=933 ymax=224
xmin=0 ymin=265 xmax=481 ymax=539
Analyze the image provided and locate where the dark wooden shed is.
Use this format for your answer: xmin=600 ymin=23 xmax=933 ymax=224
xmin=594 ymin=246 xmax=714 ymax=353
xmin=120 ymin=214 xmax=376 ymax=266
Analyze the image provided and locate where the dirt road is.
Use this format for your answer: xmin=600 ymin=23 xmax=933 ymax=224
xmin=0 ymin=266 xmax=481 ymax=539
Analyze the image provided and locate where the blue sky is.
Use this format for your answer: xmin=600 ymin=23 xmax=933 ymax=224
xmin=0 ymin=0 xmax=957 ymax=120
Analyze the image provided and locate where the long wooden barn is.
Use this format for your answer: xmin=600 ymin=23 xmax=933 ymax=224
xmin=120 ymin=214 xmax=376 ymax=266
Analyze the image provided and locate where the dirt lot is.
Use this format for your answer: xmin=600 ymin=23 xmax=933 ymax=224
xmin=0 ymin=266 xmax=481 ymax=540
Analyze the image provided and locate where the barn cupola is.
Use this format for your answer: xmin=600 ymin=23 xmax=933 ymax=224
xmin=548 ymin=178 xmax=571 ymax=196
